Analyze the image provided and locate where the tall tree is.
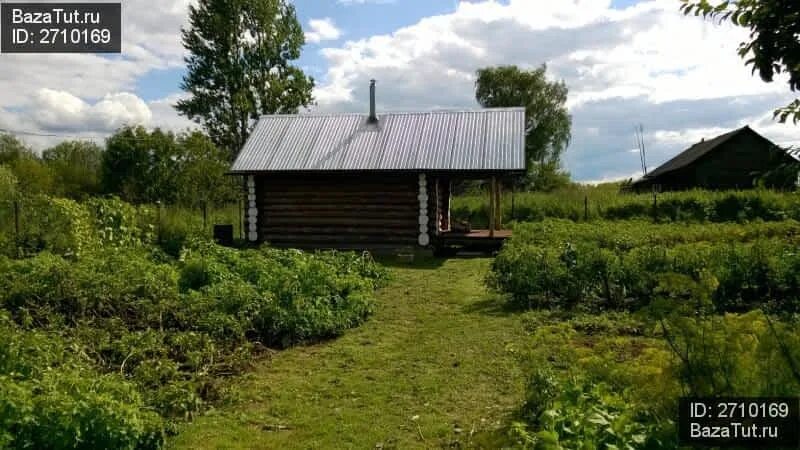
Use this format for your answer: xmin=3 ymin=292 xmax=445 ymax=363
xmin=176 ymin=0 xmax=315 ymax=157
xmin=475 ymin=65 xmax=572 ymax=189
xmin=680 ymin=0 xmax=800 ymax=123
xmin=176 ymin=131 xmax=239 ymax=208
xmin=42 ymin=140 xmax=103 ymax=199
xmin=102 ymin=126 xmax=182 ymax=204
xmin=0 ymin=133 xmax=55 ymax=195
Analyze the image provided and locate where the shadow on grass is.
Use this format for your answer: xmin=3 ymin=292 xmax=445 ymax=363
xmin=462 ymin=295 xmax=525 ymax=317
xmin=376 ymin=254 xmax=446 ymax=270
xmin=376 ymin=252 xmax=494 ymax=270
xmin=462 ymin=422 xmax=518 ymax=449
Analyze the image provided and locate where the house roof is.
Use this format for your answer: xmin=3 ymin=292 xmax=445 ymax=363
xmin=230 ymin=108 xmax=526 ymax=173
xmin=635 ymin=126 xmax=793 ymax=184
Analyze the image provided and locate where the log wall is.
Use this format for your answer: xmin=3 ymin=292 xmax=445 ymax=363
xmin=256 ymin=173 xmax=420 ymax=248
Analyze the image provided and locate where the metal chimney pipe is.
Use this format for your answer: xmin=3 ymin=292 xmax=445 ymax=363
xmin=368 ymin=79 xmax=377 ymax=123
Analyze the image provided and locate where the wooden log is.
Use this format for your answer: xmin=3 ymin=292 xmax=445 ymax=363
xmin=261 ymin=210 xmax=415 ymax=219
xmin=259 ymin=214 xmax=419 ymax=229
xmin=260 ymin=203 xmax=417 ymax=212
xmin=489 ymin=176 xmax=496 ymax=238
xmin=262 ymin=234 xmax=417 ymax=244
xmin=495 ymin=179 xmax=502 ymax=231
xmin=260 ymin=226 xmax=418 ymax=236
xmin=261 ymin=197 xmax=417 ymax=206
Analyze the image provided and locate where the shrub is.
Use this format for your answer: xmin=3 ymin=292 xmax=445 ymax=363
xmin=85 ymin=196 xmax=155 ymax=248
xmin=11 ymin=195 xmax=94 ymax=258
xmin=0 ymin=238 xmax=388 ymax=440
xmin=0 ymin=313 xmax=164 ymax=449
xmin=490 ymin=221 xmax=800 ymax=313
xmin=452 ymin=187 xmax=800 ymax=226
xmin=511 ymin=375 xmax=675 ymax=450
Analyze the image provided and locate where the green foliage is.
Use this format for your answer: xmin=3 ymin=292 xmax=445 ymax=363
xmin=526 ymin=160 xmax=572 ymax=192
xmin=177 ymin=0 xmax=314 ymax=155
xmin=178 ymin=243 xmax=387 ymax=347
xmin=0 ymin=165 xmax=18 ymax=203
xmin=647 ymin=302 xmax=800 ymax=397
xmin=43 ymin=140 xmax=103 ymax=199
xmin=511 ymin=311 xmax=677 ymax=450
xmin=510 ymin=376 xmax=673 ymax=450
xmin=679 ymin=0 xmax=800 ymax=123
xmin=101 ymin=127 xmax=239 ymax=207
xmin=102 ymin=127 xmax=183 ymax=204
xmin=475 ymin=65 xmax=571 ymax=187
xmin=10 ymin=195 xmax=94 ymax=257
xmin=0 ymin=133 xmax=56 ymax=196
xmin=0 ymin=313 xmax=164 ymax=449
xmin=0 ymin=134 xmax=32 ymax=165
xmin=490 ymin=220 xmax=800 ymax=312
xmin=0 ymin=216 xmax=387 ymax=448
xmin=453 ymin=187 xmax=800 ymax=227
xmin=175 ymin=131 xmax=238 ymax=208
xmin=9 ymin=155 xmax=56 ymax=196
xmin=85 ymin=196 xmax=155 ymax=248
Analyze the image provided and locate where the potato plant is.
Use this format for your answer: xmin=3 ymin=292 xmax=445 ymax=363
xmin=0 ymin=196 xmax=389 ymax=449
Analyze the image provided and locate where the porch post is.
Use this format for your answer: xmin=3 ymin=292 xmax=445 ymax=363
xmin=247 ymin=175 xmax=258 ymax=242
xmin=496 ymin=179 xmax=502 ymax=230
xmin=489 ymin=176 xmax=496 ymax=238
xmin=418 ymin=174 xmax=430 ymax=246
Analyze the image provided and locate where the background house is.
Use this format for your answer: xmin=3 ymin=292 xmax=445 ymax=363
xmin=632 ymin=126 xmax=797 ymax=191
xmin=230 ymin=83 xmax=525 ymax=250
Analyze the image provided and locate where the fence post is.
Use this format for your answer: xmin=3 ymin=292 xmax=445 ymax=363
xmin=584 ymin=195 xmax=588 ymax=221
xmin=652 ymin=187 xmax=658 ymax=222
xmin=511 ymin=183 xmax=516 ymax=222
xmin=13 ymin=199 xmax=19 ymax=246
xmin=156 ymin=201 xmax=162 ymax=244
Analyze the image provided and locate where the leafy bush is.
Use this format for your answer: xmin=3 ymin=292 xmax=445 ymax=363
xmin=0 ymin=313 xmax=164 ymax=449
xmin=11 ymin=195 xmax=93 ymax=258
xmin=178 ymin=243 xmax=387 ymax=347
xmin=490 ymin=221 xmax=800 ymax=313
xmin=85 ymin=196 xmax=155 ymax=248
xmin=510 ymin=375 xmax=675 ymax=450
xmin=0 ymin=221 xmax=388 ymax=448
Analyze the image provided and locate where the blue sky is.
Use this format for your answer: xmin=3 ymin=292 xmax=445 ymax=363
xmin=1 ymin=0 xmax=798 ymax=182
xmin=136 ymin=0 xmax=643 ymax=103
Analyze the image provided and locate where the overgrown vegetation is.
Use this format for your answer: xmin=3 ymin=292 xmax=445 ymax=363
xmin=0 ymin=196 xmax=387 ymax=449
xmin=0 ymin=129 xmax=238 ymax=207
xmin=490 ymin=215 xmax=800 ymax=448
xmin=453 ymin=184 xmax=800 ymax=226
xmin=490 ymin=220 xmax=800 ymax=312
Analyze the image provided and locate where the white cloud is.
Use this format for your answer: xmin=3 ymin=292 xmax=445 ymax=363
xmin=309 ymin=0 xmax=800 ymax=180
xmin=2 ymin=0 xmax=799 ymax=180
xmin=305 ymin=18 xmax=342 ymax=44
xmin=30 ymin=89 xmax=152 ymax=133
xmin=337 ymin=0 xmax=396 ymax=4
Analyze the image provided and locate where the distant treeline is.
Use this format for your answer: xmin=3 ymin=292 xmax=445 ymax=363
xmin=0 ymin=126 xmax=238 ymax=207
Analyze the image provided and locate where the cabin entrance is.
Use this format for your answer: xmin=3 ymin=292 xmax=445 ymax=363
xmin=430 ymin=175 xmax=513 ymax=255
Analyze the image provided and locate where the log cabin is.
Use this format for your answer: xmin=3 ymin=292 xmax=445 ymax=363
xmin=632 ymin=126 xmax=798 ymax=191
xmin=230 ymin=81 xmax=525 ymax=251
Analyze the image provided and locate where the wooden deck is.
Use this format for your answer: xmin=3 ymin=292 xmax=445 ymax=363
xmin=434 ymin=229 xmax=512 ymax=254
xmin=443 ymin=230 xmax=512 ymax=239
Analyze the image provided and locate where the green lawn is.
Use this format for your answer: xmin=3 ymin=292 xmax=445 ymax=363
xmin=171 ymin=255 xmax=527 ymax=449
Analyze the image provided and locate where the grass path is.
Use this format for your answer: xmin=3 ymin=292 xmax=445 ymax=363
xmin=172 ymin=256 xmax=527 ymax=449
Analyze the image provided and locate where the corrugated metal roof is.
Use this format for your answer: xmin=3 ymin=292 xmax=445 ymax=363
xmin=230 ymin=108 xmax=526 ymax=173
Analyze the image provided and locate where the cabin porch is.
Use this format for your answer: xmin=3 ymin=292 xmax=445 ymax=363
xmin=429 ymin=174 xmax=514 ymax=255
xmin=434 ymin=229 xmax=512 ymax=255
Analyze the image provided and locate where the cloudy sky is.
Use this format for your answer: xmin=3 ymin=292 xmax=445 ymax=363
xmin=1 ymin=0 xmax=798 ymax=182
